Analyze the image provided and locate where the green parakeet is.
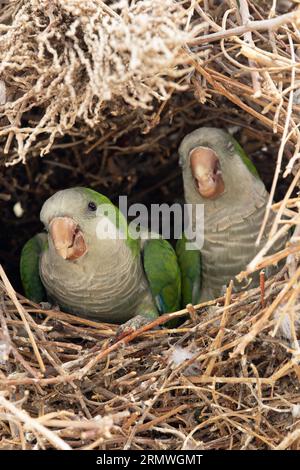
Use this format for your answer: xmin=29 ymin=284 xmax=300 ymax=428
xmin=20 ymin=188 xmax=181 ymax=324
xmin=177 ymin=127 xmax=286 ymax=303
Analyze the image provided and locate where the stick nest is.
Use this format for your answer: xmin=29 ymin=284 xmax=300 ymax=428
xmin=0 ymin=0 xmax=191 ymax=164
xmin=1 ymin=0 xmax=300 ymax=451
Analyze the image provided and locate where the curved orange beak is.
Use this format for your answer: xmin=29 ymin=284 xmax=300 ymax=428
xmin=190 ymin=146 xmax=224 ymax=199
xmin=49 ymin=217 xmax=87 ymax=261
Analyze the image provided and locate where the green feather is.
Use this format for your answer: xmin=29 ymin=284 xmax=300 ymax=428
xmin=143 ymin=238 xmax=181 ymax=314
xmin=176 ymin=234 xmax=201 ymax=306
xmin=230 ymin=136 xmax=260 ymax=178
xmin=20 ymin=233 xmax=47 ymax=303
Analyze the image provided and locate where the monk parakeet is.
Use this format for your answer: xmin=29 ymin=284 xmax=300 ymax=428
xmin=177 ymin=127 xmax=286 ymax=304
xmin=20 ymin=188 xmax=181 ymax=324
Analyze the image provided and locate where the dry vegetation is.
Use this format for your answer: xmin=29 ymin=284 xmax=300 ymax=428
xmin=1 ymin=0 xmax=300 ymax=450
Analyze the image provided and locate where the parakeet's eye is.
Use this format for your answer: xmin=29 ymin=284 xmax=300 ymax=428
xmin=88 ymin=201 xmax=97 ymax=212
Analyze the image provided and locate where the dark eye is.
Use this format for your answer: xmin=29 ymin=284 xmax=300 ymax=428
xmin=88 ymin=201 xmax=97 ymax=212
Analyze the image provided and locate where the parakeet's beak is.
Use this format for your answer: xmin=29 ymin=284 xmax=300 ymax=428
xmin=49 ymin=217 xmax=87 ymax=261
xmin=189 ymin=146 xmax=225 ymax=199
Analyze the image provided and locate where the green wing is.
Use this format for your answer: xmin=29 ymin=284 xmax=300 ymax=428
xmin=20 ymin=233 xmax=47 ymax=303
xmin=176 ymin=235 xmax=201 ymax=307
xmin=143 ymin=238 xmax=181 ymax=314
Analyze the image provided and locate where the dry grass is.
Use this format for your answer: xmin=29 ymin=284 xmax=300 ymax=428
xmin=0 ymin=0 xmax=192 ymax=164
xmin=1 ymin=264 xmax=300 ymax=450
xmin=1 ymin=0 xmax=300 ymax=451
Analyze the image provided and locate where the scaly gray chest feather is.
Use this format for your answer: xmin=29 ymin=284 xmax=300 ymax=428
xmin=40 ymin=242 xmax=150 ymax=322
xmin=201 ymin=203 xmax=266 ymax=300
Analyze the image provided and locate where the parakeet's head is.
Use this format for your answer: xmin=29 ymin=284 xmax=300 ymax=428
xmin=179 ymin=127 xmax=259 ymax=201
xmin=40 ymin=188 xmax=126 ymax=261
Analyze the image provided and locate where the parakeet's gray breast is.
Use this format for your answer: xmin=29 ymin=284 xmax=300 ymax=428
xmin=40 ymin=243 xmax=150 ymax=322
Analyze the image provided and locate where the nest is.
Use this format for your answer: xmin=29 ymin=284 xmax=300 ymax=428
xmin=1 ymin=0 xmax=300 ymax=451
